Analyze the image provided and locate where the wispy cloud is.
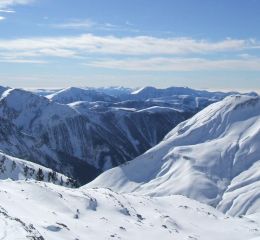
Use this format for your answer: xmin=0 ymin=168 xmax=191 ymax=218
xmin=0 ymin=16 xmax=6 ymax=21
xmin=0 ymin=34 xmax=257 ymax=56
xmin=51 ymin=19 xmax=138 ymax=33
xmin=0 ymin=33 xmax=259 ymax=72
xmin=86 ymin=57 xmax=260 ymax=71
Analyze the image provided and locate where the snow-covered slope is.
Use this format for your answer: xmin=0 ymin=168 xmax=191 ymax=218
xmin=0 ymin=180 xmax=259 ymax=240
xmin=0 ymin=152 xmax=77 ymax=187
xmin=87 ymin=95 xmax=260 ymax=216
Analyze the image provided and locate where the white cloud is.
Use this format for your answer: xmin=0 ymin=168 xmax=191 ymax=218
xmin=0 ymin=33 xmax=259 ymax=72
xmin=0 ymin=34 xmax=257 ymax=56
xmin=86 ymin=57 xmax=260 ymax=71
xmin=0 ymin=16 xmax=5 ymax=21
xmin=51 ymin=19 xmax=135 ymax=32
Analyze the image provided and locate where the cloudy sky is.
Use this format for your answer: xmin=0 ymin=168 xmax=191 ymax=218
xmin=0 ymin=0 xmax=259 ymax=91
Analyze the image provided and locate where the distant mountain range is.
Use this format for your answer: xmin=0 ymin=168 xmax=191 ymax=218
xmin=0 ymin=86 xmax=256 ymax=184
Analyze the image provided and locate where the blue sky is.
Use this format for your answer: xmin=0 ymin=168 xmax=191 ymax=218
xmin=0 ymin=0 xmax=260 ymax=91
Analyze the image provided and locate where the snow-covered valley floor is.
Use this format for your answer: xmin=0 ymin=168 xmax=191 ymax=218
xmin=0 ymin=180 xmax=259 ymax=240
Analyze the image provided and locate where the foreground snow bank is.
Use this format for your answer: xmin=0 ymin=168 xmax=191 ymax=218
xmin=0 ymin=180 xmax=259 ymax=240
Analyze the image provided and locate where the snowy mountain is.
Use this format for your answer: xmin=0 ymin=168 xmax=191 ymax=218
xmin=87 ymin=95 xmax=260 ymax=216
xmin=45 ymin=86 xmax=257 ymax=114
xmin=0 ymin=180 xmax=259 ymax=240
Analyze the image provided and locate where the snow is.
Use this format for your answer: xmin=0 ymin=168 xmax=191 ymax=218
xmin=0 ymin=180 xmax=259 ymax=240
xmin=86 ymin=95 xmax=260 ymax=216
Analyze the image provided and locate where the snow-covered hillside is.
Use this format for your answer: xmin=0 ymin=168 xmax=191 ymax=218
xmin=0 ymin=180 xmax=259 ymax=240
xmin=0 ymin=152 xmax=77 ymax=187
xmin=87 ymin=95 xmax=260 ymax=216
